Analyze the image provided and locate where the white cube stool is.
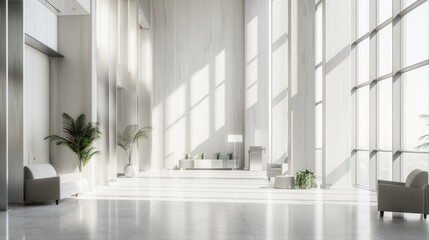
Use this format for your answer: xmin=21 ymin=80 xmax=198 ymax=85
xmin=274 ymin=175 xmax=295 ymax=189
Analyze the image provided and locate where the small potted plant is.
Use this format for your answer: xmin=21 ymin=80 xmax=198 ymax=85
xmin=179 ymin=152 xmax=194 ymax=169
xmin=200 ymin=152 xmax=205 ymax=159
xmin=183 ymin=152 xmax=192 ymax=159
xmin=214 ymin=152 xmax=222 ymax=160
xmin=227 ymin=153 xmax=234 ymax=160
xmin=295 ymin=170 xmax=316 ymax=189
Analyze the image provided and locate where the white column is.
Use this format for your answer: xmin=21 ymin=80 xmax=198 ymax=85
xmin=323 ymin=0 xmax=352 ymax=188
xmin=288 ymin=0 xmax=315 ymax=175
xmin=244 ymin=0 xmax=270 ymax=170
xmin=391 ymin=0 xmax=402 ymax=182
xmin=368 ymin=0 xmax=377 ymax=190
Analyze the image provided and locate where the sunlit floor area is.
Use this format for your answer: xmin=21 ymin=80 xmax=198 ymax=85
xmin=1 ymin=170 xmax=428 ymax=240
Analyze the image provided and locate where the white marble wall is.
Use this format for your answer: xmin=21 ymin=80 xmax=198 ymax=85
xmin=24 ymin=45 xmax=50 ymax=166
xmin=50 ymin=16 xmax=93 ymax=176
xmin=245 ymin=0 xmax=270 ymax=170
xmin=152 ymin=0 xmax=244 ymax=169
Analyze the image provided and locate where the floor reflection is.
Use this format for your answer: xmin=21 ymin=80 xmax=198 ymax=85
xmin=0 ymin=170 xmax=427 ymax=240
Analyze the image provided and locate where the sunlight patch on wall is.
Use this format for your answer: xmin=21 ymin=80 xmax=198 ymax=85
xmin=191 ymin=65 xmax=210 ymax=106
xmin=166 ymin=84 xmax=186 ymax=127
xmin=215 ymin=50 xmax=226 ymax=86
xmin=165 ymin=84 xmax=187 ymax=161
xmin=246 ymin=16 xmax=258 ymax=61
xmin=215 ymin=83 xmax=225 ymax=131
xmin=246 ymin=59 xmax=258 ymax=109
xmin=272 ymin=98 xmax=288 ymax=163
xmin=191 ymin=97 xmax=210 ymax=150
xmin=165 ymin=116 xmax=186 ymax=164
xmin=272 ymin=43 xmax=287 ymax=98
xmin=272 ymin=0 xmax=287 ymax=43
xmin=215 ymin=50 xmax=226 ymax=131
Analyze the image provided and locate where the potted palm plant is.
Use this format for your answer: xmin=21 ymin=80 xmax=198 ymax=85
xmin=118 ymin=124 xmax=152 ymax=177
xmin=45 ymin=113 xmax=101 ymax=172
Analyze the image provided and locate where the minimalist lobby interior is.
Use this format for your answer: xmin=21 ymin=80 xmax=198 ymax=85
xmin=1 ymin=0 xmax=429 ymax=239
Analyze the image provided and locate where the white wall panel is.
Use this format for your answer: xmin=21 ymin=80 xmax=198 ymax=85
xmin=25 ymin=0 xmax=36 ymax=37
xmin=35 ymin=0 xmax=47 ymax=44
xmin=25 ymin=0 xmax=58 ymax=51
xmin=24 ymin=45 xmax=50 ymax=165
xmin=46 ymin=9 xmax=57 ymax=50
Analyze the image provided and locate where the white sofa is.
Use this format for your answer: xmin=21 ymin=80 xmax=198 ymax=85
xmin=24 ymin=163 xmax=82 ymax=205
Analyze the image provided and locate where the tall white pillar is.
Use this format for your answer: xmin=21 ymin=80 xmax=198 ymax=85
xmin=288 ymin=0 xmax=315 ymax=175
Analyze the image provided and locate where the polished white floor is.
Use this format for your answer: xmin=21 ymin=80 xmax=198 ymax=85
xmin=1 ymin=170 xmax=428 ymax=240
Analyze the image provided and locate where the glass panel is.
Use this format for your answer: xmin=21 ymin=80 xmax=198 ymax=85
xmin=377 ymin=152 xmax=392 ymax=181
xmin=402 ymin=1 xmax=429 ymax=67
xmin=358 ymin=0 xmax=369 ymax=38
xmin=357 ymin=38 xmax=369 ymax=85
xmin=316 ymin=4 xmax=323 ymax=64
xmin=315 ymin=149 xmax=322 ymax=180
xmin=357 ymin=151 xmax=370 ymax=187
xmin=402 ymin=153 xmax=429 ymax=181
xmin=377 ymin=24 xmax=392 ymax=77
xmin=377 ymin=79 xmax=392 ymax=150
xmin=315 ymin=67 xmax=323 ymax=102
xmin=316 ymin=104 xmax=323 ymax=148
xmin=378 ymin=0 xmax=392 ymax=24
xmin=357 ymin=86 xmax=369 ymax=149
xmin=402 ymin=66 xmax=429 ymax=150
xmin=404 ymin=0 xmax=418 ymax=9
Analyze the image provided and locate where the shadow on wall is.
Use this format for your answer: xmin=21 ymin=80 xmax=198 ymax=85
xmin=326 ymin=156 xmax=351 ymax=187
xmin=325 ymin=44 xmax=350 ymax=75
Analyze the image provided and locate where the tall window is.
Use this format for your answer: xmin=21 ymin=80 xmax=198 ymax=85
xmin=353 ymin=0 xmax=429 ymax=189
xmin=315 ymin=0 xmax=324 ymax=183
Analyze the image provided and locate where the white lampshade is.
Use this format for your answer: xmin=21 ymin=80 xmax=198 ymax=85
xmin=228 ymin=134 xmax=243 ymax=143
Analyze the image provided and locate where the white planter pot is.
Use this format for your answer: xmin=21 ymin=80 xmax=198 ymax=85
xmin=124 ymin=164 xmax=137 ymax=178
xmin=179 ymin=159 xmax=195 ymax=169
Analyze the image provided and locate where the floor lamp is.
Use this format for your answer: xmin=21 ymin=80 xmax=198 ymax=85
xmin=228 ymin=135 xmax=243 ymax=170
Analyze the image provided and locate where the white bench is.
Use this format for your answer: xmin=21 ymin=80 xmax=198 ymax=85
xmin=24 ymin=163 xmax=82 ymax=205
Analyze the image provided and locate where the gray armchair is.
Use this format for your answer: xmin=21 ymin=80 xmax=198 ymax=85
xmin=378 ymin=169 xmax=429 ymax=219
xmin=266 ymin=163 xmax=288 ymax=181
xmin=24 ymin=163 xmax=82 ymax=205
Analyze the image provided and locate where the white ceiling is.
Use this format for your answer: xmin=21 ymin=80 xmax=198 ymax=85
xmin=40 ymin=0 xmax=90 ymax=16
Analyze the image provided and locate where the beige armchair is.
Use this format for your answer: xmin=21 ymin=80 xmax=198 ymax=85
xmin=378 ymin=169 xmax=429 ymax=219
